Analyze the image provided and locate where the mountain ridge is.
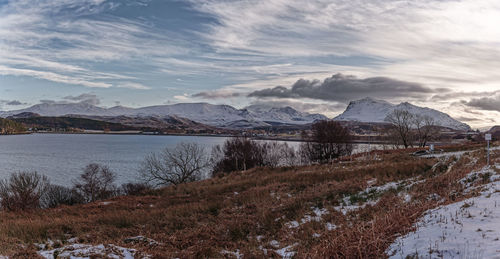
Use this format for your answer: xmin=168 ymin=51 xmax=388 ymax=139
xmin=0 ymin=102 xmax=327 ymax=129
xmin=0 ymin=98 xmax=470 ymax=131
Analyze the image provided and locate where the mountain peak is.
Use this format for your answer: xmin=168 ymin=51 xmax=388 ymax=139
xmin=335 ymin=98 xmax=471 ymax=131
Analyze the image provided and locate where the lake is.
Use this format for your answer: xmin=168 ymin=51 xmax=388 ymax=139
xmin=0 ymin=134 xmax=384 ymax=186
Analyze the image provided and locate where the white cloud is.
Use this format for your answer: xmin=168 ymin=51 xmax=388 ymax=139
xmin=0 ymin=0 xmax=184 ymax=90
xmin=117 ymin=82 xmax=151 ymax=90
xmin=174 ymin=93 xmax=190 ymax=101
xmin=0 ymin=65 xmax=111 ymax=88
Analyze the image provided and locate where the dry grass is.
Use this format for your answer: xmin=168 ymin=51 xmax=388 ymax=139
xmin=0 ymin=143 xmax=492 ymax=258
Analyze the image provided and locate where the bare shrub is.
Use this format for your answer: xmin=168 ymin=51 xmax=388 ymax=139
xmin=41 ymin=184 xmax=83 ymax=208
xmin=73 ymin=163 xmax=117 ymax=203
xmin=0 ymin=171 xmax=49 ymax=211
xmin=140 ymin=142 xmax=209 ymax=186
xmin=301 ymin=120 xmax=353 ymax=164
xmin=262 ymin=141 xmax=298 ymax=168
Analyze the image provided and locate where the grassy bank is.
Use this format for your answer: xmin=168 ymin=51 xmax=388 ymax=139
xmin=0 ymin=144 xmax=494 ymax=257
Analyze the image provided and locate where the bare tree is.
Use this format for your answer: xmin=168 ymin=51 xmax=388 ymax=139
xmin=301 ymin=120 xmax=353 ymax=164
xmin=385 ymin=109 xmax=414 ymax=148
xmin=0 ymin=171 xmax=49 ymax=211
xmin=262 ymin=142 xmax=297 ymax=168
xmin=210 ymin=137 xmax=266 ymax=175
xmin=73 ymin=163 xmax=117 ymax=203
xmin=140 ymin=142 xmax=209 ymax=186
xmin=413 ymin=114 xmax=437 ymax=147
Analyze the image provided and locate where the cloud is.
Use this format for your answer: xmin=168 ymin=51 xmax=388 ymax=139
xmin=0 ymin=0 xmax=185 ymax=89
xmin=455 ymin=116 xmax=495 ymax=123
xmin=63 ymin=93 xmax=100 ymax=105
xmin=0 ymin=100 xmax=28 ymax=106
xmin=6 ymin=100 xmax=26 ymax=106
xmin=192 ymin=90 xmax=243 ymax=99
xmin=117 ymin=82 xmax=151 ymax=90
xmin=174 ymin=94 xmax=190 ymax=101
xmin=249 ymin=73 xmax=439 ymax=103
xmin=462 ymin=96 xmax=500 ymax=112
xmin=40 ymin=100 xmax=57 ymax=104
xmin=0 ymin=65 xmax=112 ymax=88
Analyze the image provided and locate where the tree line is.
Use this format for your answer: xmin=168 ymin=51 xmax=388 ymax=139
xmin=0 ymin=118 xmax=26 ymax=134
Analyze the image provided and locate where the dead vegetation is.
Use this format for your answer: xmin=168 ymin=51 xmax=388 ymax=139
xmin=0 ymin=143 xmax=494 ymax=258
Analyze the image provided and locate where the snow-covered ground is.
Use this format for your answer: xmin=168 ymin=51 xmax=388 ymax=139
xmin=387 ymin=165 xmax=500 ymax=258
xmin=39 ymin=243 xmax=148 ymax=259
xmin=334 ymin=178 xmax=417 ymax=215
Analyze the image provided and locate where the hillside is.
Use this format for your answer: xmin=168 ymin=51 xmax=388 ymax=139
xmin=334 ymin=97 xmax=471 ymax=131
xmin=76 ymin=115 xmax=222 ymax=133
xmin=0 ymin=143 xmax=495 ymax=257
xmin=10 ymin=116 xmax=144 ymax=132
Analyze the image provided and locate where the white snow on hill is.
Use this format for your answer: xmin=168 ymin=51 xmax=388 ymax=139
xmin=245 ymin=104 xmax=327 ymax=124
xmin=0 ymin=102 xmax=326 ymax=128
xmin=334 ymin=97 xmax=470 ymax=131
xmin=387 ymin=165 xmax=500 ymax=258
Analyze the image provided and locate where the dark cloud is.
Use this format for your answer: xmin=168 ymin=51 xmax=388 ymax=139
xmin=6 ymin=100 xmax=24 ymax=105
xmin=192 ymin=90 xmax=242 ymax=99
xmin=462 ymin=96 xmax=500 ymax=112
xmin=0 ymin=100 xmax=27 ymax=106
xmin=63 ymin=93 xmax=100 ymax=105
xmin=463 ymin=108 xmax=484 ymax=116
xmin=249 ymin=73 xmax=443 ymax=103
xmin=455 ymin=116 xmax=495 ymax=123
xmin=432 ymin=90 xmax=500 ymax=101
xmin=40 ymin=99 xmax=57 ymax=104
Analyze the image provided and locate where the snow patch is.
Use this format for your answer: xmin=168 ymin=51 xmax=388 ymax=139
xmin=275 ymin=243 xmax=298 ymax=259
xmin=284 ymin=207 xmax=329 ymax=228
xmin=39 ymin=243 xmax=149 ymax=259
xmin=221 ymin=249 xmax=243 ymax=259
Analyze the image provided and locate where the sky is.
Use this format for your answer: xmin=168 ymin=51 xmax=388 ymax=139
xmin=2 ymin=0 xmax=500 ymax=128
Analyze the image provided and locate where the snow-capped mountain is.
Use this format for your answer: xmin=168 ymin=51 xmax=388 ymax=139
xmin=245 ymin=104 xmax=328 ymax=124
xmin=0 ymin=102 xmax=326 ymax=128
xmin=334 ymin=97 xmax=471 ymax=131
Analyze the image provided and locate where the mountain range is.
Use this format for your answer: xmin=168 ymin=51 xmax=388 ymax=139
xmin=0 ymin=98 xmax=471 ymax=131
xmin=0 ymin=102 xmax=328 ymax=129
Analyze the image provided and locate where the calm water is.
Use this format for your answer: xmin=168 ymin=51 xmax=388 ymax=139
xmin=0 ymin=134 xmax=381 ymax=186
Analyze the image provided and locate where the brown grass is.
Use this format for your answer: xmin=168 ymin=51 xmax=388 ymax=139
xmin=0 ymin=143 xmax=492 ymax=258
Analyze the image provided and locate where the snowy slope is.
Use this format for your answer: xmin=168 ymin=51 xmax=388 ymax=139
xmin=0 ymin=102 xmax=325 ymax=128
xmin=245 ymin=104 xmax=327 ymax=124
xmin=387 ymin=165 xmax=500 ymax=258
xmin=334 ymin=97 xmax=470 ymax=131
xmin=334 ymin=98 xmax=393 ymax=122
